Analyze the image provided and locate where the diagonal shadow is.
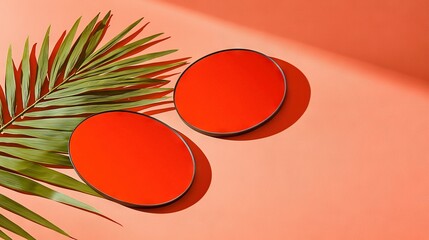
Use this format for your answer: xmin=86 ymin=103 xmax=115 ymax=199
xmin=157 ymin=0 xmax=429 ymax=82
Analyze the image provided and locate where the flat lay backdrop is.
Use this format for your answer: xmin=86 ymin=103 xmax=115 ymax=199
xmin=0 ymin=0 xmax=428 ymax=239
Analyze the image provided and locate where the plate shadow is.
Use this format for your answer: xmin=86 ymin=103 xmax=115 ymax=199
xmin=227 ymin=58 xmax=311 ymax=140
xmin=140 ymin=133 xmax=212 ymax=213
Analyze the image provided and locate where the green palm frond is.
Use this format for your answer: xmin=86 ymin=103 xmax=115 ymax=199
xmin=0 ymin=229 xmax=12 ymax=240
xmin=0 ymin=194 xmax=70 ymax=238
xmin=0 ymin=214 xmax=35 ymax=240
xmin=0 ymin=11 xmax=186 ymax=239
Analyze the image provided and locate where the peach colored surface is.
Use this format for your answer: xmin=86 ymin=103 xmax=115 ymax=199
xmin=159 ymin=0 xmax=429 ymax=82
xmin=0 ymin=0 xmax=428 ymax=239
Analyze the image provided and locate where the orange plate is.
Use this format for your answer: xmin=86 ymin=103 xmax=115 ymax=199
xmin=174 ymin=49 xmax=287 ymax=137
xmin=69 ymin=111 xmax=195 ymax=207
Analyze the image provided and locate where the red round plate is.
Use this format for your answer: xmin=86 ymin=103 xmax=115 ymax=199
xmin=174 ymin=49 xmax=287 ymax=136
xmin=69 ymin=111 xmax=195 ymax=207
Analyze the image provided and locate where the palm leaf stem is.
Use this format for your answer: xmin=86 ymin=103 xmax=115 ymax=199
xmin=1 ymin=63 xmax=101 ymax=132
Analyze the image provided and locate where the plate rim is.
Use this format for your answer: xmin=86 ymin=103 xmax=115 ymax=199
xmin=173 ymin=48 xmax=288 ymax=137
xmin=68 ymin=110 xmax=196 ymax=208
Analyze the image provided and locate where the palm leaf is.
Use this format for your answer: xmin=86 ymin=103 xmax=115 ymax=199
xmin=21 ymin=38 xmax=30 ymax=108
xmin=0 ymin=214 xmax=35 ymax=240
xmin=49 ymin=17 xmax=81 ymax=89
xmin=0 ymin=194 xmax=70 ymax=238
xmin=0 ymin=170 xmax=100 ymax=214
xmin=0 ymin=156 xmax=98 ymax=196
xmin=0 ymin=229 xmax=12 ymax=240
xmin=34 ymin=27 xmax=50 ymax=100
xmin=5 ymin=46 xmax=16 ymax=117
xmin=0 ymin=12 xmax=185 ymax=239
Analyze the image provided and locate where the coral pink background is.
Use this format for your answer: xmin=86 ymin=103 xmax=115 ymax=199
xmin=0 ymin=0 xmax=428 ymax=239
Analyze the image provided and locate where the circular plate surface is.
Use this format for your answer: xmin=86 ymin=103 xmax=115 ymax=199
xmin=69 ymin=111 xmax=195 ymax=207
xmin=174 ymin=49 xmax=287 ymax=137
